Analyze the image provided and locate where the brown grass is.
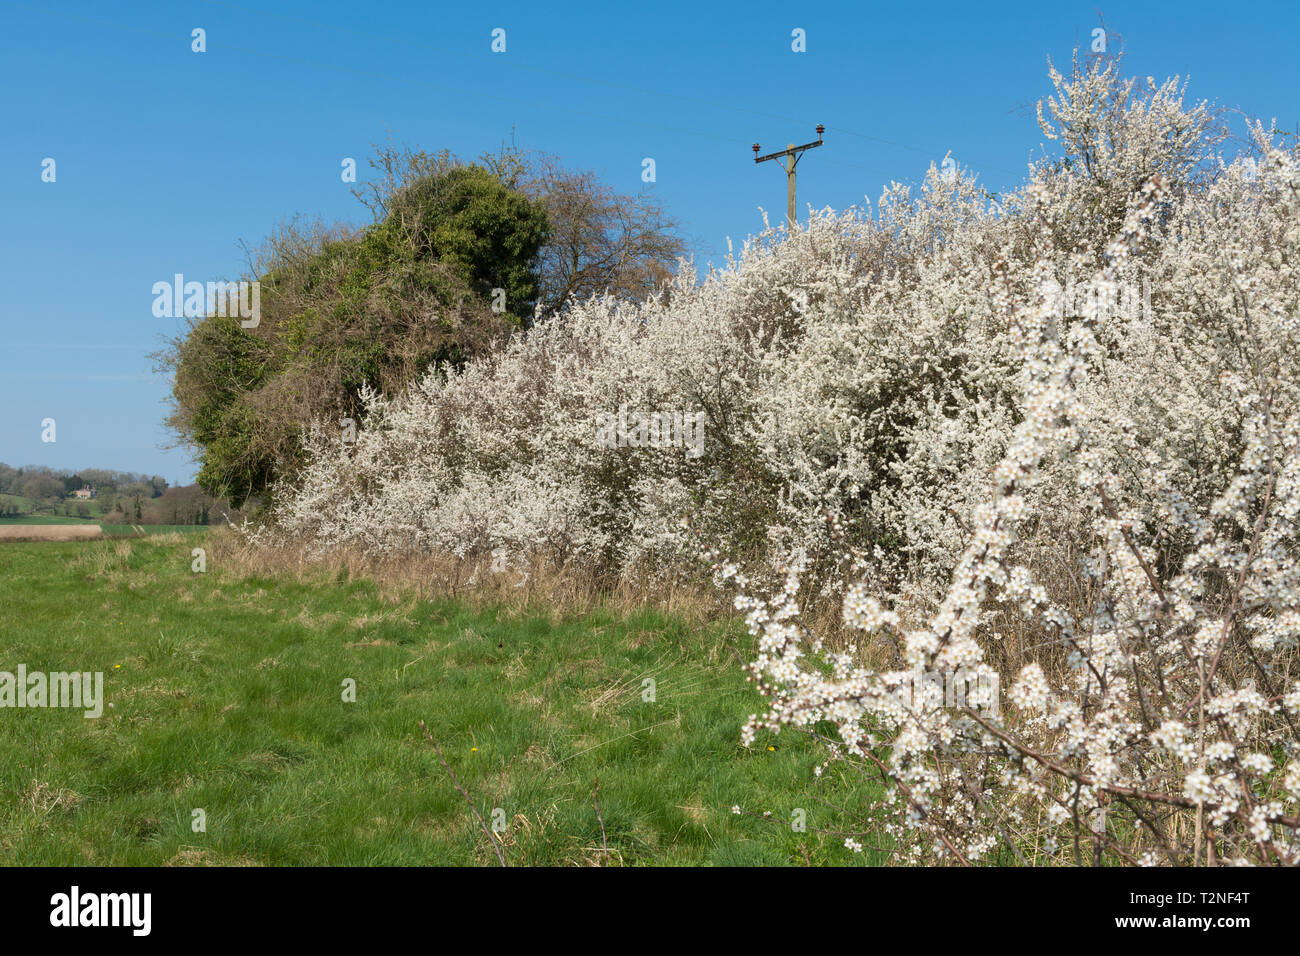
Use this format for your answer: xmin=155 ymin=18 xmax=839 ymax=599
xmin=0 ymin=525 xmax=103 ymax=542
xmin=203 ymin=524 xmax=1086 ymax=707
xmin=206 ymin=526 xmax=726 ymax=623
xmin=205 ymin=526 xmax=1072 ymax=691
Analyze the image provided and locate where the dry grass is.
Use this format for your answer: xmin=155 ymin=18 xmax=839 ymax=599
xmin=207 ymin=526 xmax=726 ymax=623
xmin=205 ymin=528 xmax=998 ymax=687
xmin=0 ymin=524 xmax=103 ymax=541
xmin=208 ymin=525 xmax=1092 ymax=694
xmin=23 ymin=779 xmax=83 ymax=820
xmin=70 ymin=539 xmax=134 ymax=577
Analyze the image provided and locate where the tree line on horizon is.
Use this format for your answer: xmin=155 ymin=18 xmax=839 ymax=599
xmin=0 ymin=461 xmax=245 ymax=525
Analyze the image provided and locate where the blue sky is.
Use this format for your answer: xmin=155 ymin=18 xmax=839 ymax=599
xmin=2 ymin=0 xmax=1297 ymax=485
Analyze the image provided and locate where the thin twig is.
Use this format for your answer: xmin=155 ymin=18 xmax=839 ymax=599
xmin=418 ymin=720 xmax=507 ymax=867
xmin=592 ymin=777 xmax=609 ymax=865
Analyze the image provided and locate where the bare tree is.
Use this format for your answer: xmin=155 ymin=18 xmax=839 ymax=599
xmin=482 ymin=144 xmax=687 ymax=319
xmin=350 ymin=140 xmax=459 ymax=223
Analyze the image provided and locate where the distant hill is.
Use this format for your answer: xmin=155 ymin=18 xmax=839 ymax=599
xmin=0 ymin=462 xmax=249 ymax=524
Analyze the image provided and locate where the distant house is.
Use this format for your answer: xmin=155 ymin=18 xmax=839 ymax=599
xmin=73 ymin=486 xmax=96 ymax=500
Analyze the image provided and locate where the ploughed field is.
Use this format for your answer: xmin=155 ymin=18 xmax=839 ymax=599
xmin=0 ymin=525 xmax=103 ymax=541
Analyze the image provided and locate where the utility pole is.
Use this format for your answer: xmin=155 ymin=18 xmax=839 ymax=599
xmin=753 ymin=125 xmax=824 ymax=227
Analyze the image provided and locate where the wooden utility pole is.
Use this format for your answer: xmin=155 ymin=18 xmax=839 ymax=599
xmin=753 ymin=125 xmax=824 ymax=227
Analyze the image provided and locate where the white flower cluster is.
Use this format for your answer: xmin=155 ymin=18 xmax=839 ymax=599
xmin=720 ymin=66 xmax=1300 ymax=864
xmin=257 ymin=59 xmax=1300 ymax=864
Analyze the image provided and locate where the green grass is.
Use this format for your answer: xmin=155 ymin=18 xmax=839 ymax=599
xmin=0 ymin=494 xmax=105 ymax=520
xmin=0 ymin=493 xmax=35 ymax=512
xmin=0 ymin=536 xmax=881 ymax=866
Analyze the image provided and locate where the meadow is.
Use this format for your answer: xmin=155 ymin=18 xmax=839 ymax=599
xmin=0 ymin=534 xmax=881 ymax=866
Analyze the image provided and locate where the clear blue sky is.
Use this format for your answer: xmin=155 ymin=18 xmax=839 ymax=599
xmin=2 ymin=0 xmax=1296 ymax=485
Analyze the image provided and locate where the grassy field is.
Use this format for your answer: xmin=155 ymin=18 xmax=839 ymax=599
xmin=0 ymin=535 xmax=881 ymax=866
xmin=0 ymin=493 xmax=36 ymax=513
xmin=0 ymin=495 xmax=108 ymax=520
xmin=0 ymin=515 xmax=205 ymax=536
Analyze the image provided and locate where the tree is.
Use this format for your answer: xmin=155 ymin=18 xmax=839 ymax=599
xmin=19 ymin=472 xmax=63 ymax=501
xmin=364 ymin=140 xmax=688 ymax=321
xmin=481 ymin=143 xmax=687 ymax=320
xmin=376 ymin=163 xmax=549 ymax=324
xmin=158 ymin=137 xmax=686 ymax=508
xmin=158 ymin=156 xmax=548 ymax=507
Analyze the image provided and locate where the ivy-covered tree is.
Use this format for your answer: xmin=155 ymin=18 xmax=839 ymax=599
xmin=158 ymin=160 xmax=548 ymax=506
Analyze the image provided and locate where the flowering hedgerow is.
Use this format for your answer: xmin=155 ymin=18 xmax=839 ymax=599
xmin=721 ymin=101 xmax=1300 ymax=864
xmin=257 ymin=58 xmax=1300 ymax=863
